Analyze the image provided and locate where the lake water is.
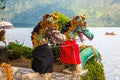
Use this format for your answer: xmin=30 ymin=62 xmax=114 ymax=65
xmin=2 ymin=27 xmax=120 ymax=80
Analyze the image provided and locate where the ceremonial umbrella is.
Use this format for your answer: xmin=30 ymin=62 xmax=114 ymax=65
xmin=0 ymin=20 xmax=14 ymax=47
xmin=0 ymin=20 xmax=14 ymax=29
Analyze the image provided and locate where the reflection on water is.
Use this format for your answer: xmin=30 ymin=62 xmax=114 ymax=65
xmin=3 ymin=27 xmax=120 ymax=80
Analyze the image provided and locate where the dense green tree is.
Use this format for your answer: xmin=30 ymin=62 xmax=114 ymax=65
xmin=0 ymin=0 xmax=120 ymax=27
xmin=0 ymin=0 xmax=5 ymax=10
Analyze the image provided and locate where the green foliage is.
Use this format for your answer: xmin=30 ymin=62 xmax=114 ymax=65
xmin=7 ymin=41 xmax=33 ymax=60
xmin=81 ymin=57 xmax=105 ymax=80
xmin=8 ymin=44 xmax=23 ymax=59
xmin=53 ymin=12 xmax=70 ymax=31
xmin=21 ymin=46 xmax=33 ymax=59
xmin=7 ymin=41 xmax=61 ymax=62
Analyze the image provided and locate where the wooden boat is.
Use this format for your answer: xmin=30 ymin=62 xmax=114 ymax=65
xmin=105 ymin=32 xmax=115 ymax=35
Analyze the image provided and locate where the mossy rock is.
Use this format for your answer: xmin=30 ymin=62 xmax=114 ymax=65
xmin=81 ymin=57 xmax=106 ymax=80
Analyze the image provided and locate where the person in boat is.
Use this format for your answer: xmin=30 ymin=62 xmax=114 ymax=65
xmin=31 ymin=13 xmax=66 ymax=80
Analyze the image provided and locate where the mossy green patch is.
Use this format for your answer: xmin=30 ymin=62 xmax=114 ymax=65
xmin=81 ymin=57 xmax=105 ymax=80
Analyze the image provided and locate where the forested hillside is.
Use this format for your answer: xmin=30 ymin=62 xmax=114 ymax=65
xmin=0 ymin=0 xmax=120 ymax=27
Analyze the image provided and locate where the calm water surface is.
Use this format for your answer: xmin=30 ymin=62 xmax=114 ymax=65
xmin=3 ymin=27 xmax=120 ymax=80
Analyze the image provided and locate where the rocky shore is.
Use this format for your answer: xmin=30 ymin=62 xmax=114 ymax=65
xmin=0 ymin=67 xmax=81 ymax=80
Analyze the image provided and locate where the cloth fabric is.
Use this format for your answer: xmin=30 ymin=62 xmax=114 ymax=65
xmin=60 ymin=40 xmax=81 ymax=64
xmin=32 ymin=44 xmax=53 ymax=74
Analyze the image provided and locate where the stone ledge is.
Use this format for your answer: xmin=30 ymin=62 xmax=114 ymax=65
xmin=0 ymin=67 xmax=81 ymax=80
